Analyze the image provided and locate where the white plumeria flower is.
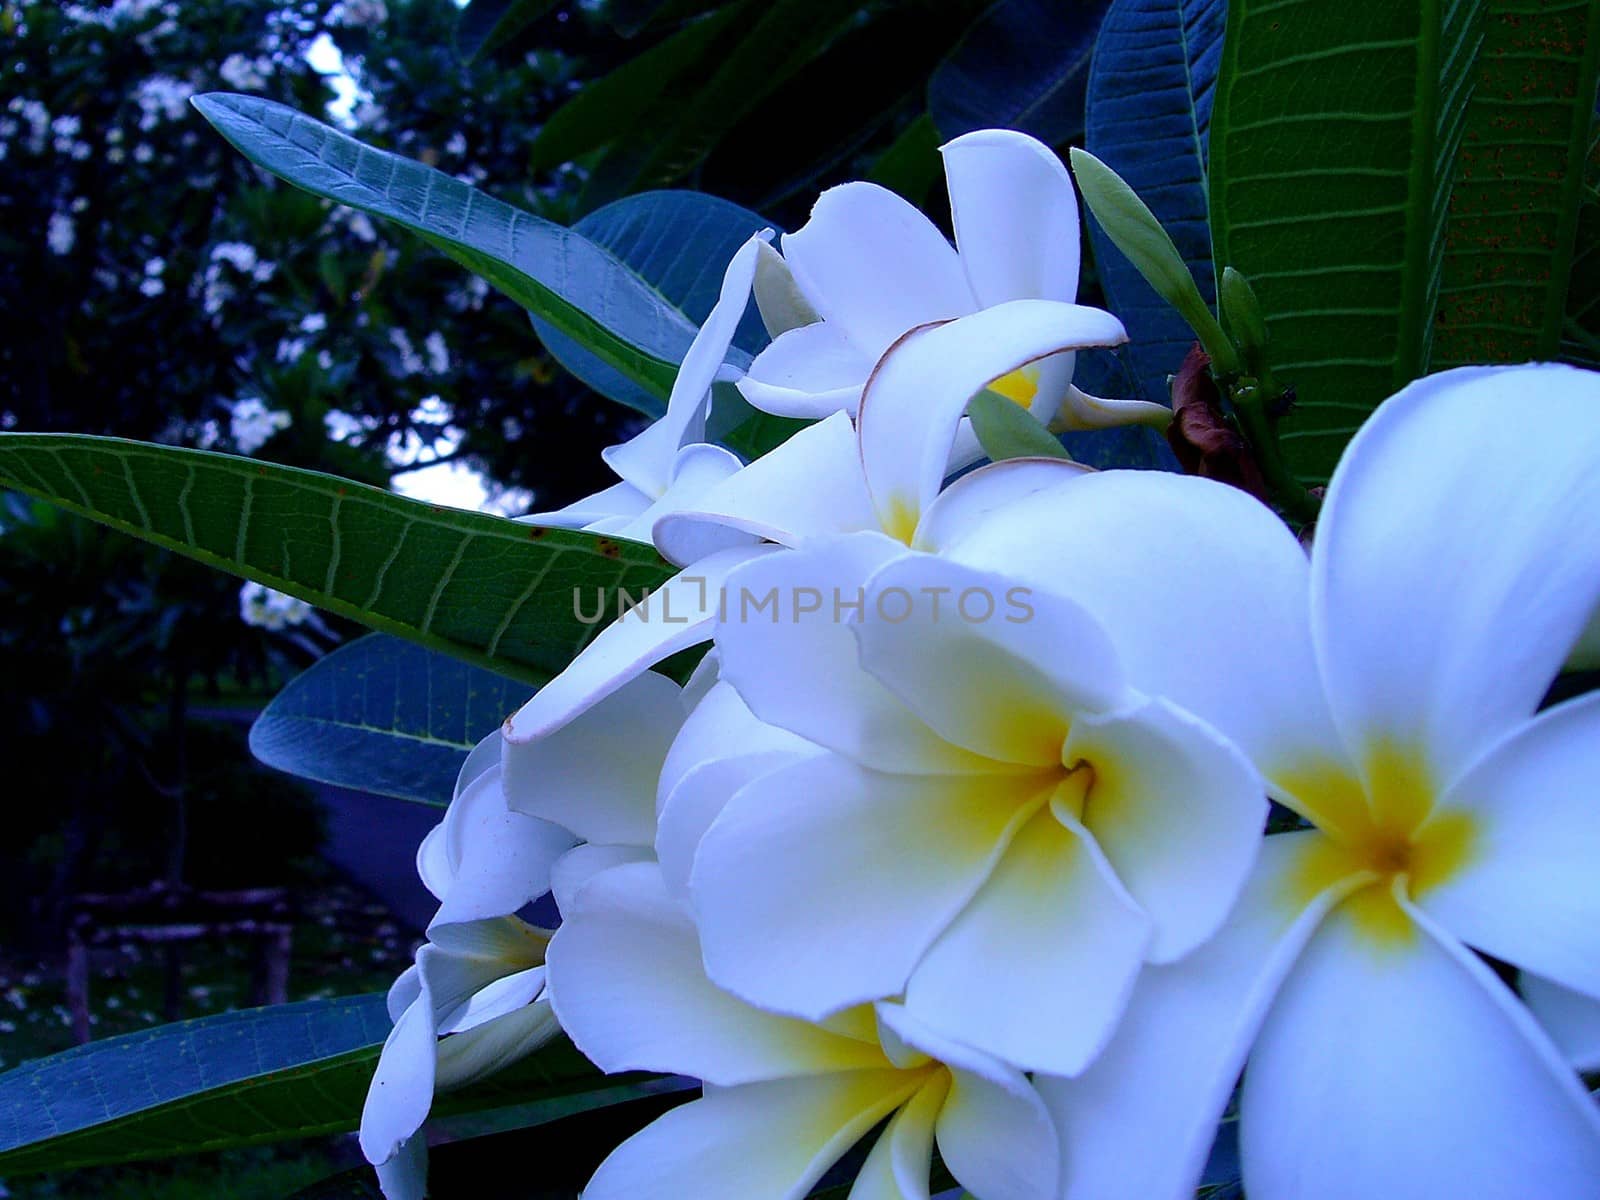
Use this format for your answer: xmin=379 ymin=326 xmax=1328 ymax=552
xmin=737 ymin=128 xmax=1168 ymax=437
xmin=360 ymin=731 xmax=574 ymax=1199
xmin=500 ymin=669 xmax=696 ymax=911
xmin=1522 ymin=972 xmax=1600 ymax=1072
xmin=548 ymin=860 xmax=1062 ymax=1200
xmin=939 ymin=364 xmax=1600 ymax=1199
xmin=520 ymin=231 xmax=771 ymax=540
xmin=504 ymin=300 xmax=1124 ymax=745
xmin=678 ymin=534 xmax=1263 ymax=1075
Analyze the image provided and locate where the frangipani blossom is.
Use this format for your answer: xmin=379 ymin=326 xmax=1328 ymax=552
xmin=682 ymin=533 xmax=1264 ymax=1076
xmin=519 ymin=231 xmax=770 ymax=539
xmin=361 ymin=731 xmax=573 ymax=1198
xmin=500 ymin=669 xmax=690 ymax=908
xmin=504 ymin=299 xmax=1123 ymax=743
xmin=941 ymin=364 xmax=1600 ymax=1198
xmin=738 ymin=128 xmax=1167 ymax=436
xmin=548 ymin=860 xmax=1061 ymax=1200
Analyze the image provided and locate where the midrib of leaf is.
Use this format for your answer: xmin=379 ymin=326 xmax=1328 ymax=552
xmin=1210 ymin=0 xmax=1486 ymax=482
xmin=193 ymin=94 xmax=691 ymax=404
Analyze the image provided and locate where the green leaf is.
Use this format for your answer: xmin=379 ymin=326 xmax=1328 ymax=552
xmin=250 ymin=634 xmax=533 ymax=806
xmin=928 ymin=0 xmax=1109 ymax=145
xmin=1562 ymin=183 xmax=1600 ymax=364
xmin=192 ymin=93 xmax=696 ymax=408
xmin=1430 ymin=1 xmax=1600 ymax=368
xmin=0 ymin=996 xmax=641 ymax=1177
xmin=607 ymin=0 xmax=734 ymax=37
xmin=527 ymin=8 xmax=747 ymax=173
xmin=1084 ymin=0 xmax=1227 ymax=404
xmin=1208 ymin=0 xmax=1487 ymax=482
xmin=0 ymin=435 xmax=675 ymax=685
xmin=578 ymin=0 xmax=866 ymax=210
xmin=457 ymin=0 xmax=561 ymax=59
xmin=968 ymin=389 xmax=1073 ymax=461
xmin=536 ymin=189 xmax=774 ymax=419
xmin=867 ymin=113 xmax=944 ymax=207
xmin=0 ymin=996 xmax=389 ymax=1175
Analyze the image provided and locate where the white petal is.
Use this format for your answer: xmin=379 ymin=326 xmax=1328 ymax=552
xmin=414 ymin=821 xmax=451 ymax=902
xmin=416 ymin=926 xmax=544 ymax=1020
xmin=431 ymin=767 xmax=575 ymax=927
xmin=549 ymin=861 xmax=887 ymax=1085
xmin=1066 ymin=697 xmax=1266 ymax=963
xmin=1523 ymin=972 xmax=1600 ymax=1072
xmin=1041 ymin=831 xmax=1364 ymax=1200
xmin=857 ymin=300 xmax=1126 ymax=541
xmin=739 ymin=320 xmax=876 ymax=419
xmin=602 ymin=231 xmax=770 ymax=497
xmin=437 ymin=964 xmax=546 ymax=1034
xmin=1419 ymin=691 xmax=1600 ymax=998
xmin=1051 ymin=383 xmax=1172 ymax=432
xmin=692 ymin=755 xmax=1045 ymax=1020
xmin=904 ymin=807 xmax=1150 ymax=1075
xmin=713 ymin=535 xmax=993 ymax=775
xmin=386 ymin=963 xmax=421 ymax=1024
xmin=360 ymin=991 xmax=437 ymax=1166
xmin=910 ymin=456 xmax=1091 ymax=555
xmin=652 ymin=412 xmax=878 ymax=567
xmin=581 ymin=1073 xmax=921 ymax=1200
xmin=373 ymin=1135 xmax=428 ymax=1200
xmin=658 ymin=679 xmax=815 ymax=807
xmin=782 ymin=182 xmax=973 ymax=356
xmin=608 ymin=442 xmax=749 ymax=552
xmin=455 ymin=729 xmax=503 ymax=795
xmin=876 ymin=1003 xmax=1059 ymax=1200
xmin=942 ymin=129 xmax=1079 ymax=308
xmin=847 ymin=1072 xmax=946 ymax=1200
xmin=500 ymin=669 xmax=682 ymax=849
xmin=657 ymin=749 xmax=809 ymax=901
xmin=433 ymin=996 xmax=559 ymax=1091
xmin=503 ymin=545 xmax=772 ymax=740
xmin=944 ymin=469 xmax=1346 ymax=802
xmin=549 ymin=842 xmax=653 ymax=915
xmin=519 ymin=479 xmax=651 ymax=531
xmin=1241 ymin=884 xmax=1600 ymax=1200
xmin=853 ymin=555 xmax=1127 ymax=766
xmin=1311 ymin=363 xmax=1600 ymax=788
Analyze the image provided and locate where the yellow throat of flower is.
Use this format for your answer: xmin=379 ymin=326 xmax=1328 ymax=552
xmin=1277 ymin=742 xmax=1478 ymax=951
xmin=987 ymin=365 xmax=1040 ymax=408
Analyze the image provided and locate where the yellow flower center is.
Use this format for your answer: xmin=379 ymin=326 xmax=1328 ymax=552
xmin=1276 ymin=742 xmax=1478 ymax=951
xmin=987 ymin=365 xmax=1040 ymax=408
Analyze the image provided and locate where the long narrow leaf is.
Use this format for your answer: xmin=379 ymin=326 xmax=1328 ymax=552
xmin=1084 ymin=0 xmax=1226 ymax=405
xmin=0 ymin=996 xmax=638 ymax=1176
xmin=0 ymin=435 xmax=674 ymax=684
xmin=192 ymin=93 xmax=701 ymax=407
xmin=1430 ymin=0 xmax=1600 ymax=368
xmin=1209 ymin=0 xmax=1487 ymax=482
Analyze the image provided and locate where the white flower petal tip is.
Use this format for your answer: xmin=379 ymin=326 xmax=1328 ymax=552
xmin=1050 ymin=383 xmax=1172 ymax=433
xmin=940 ymin=129 xmax=1081 ymax=311
xmin=373 ymin=1134 xmax=428 ymax=1200
xmin=501 ymin=543 xmax=774 ymax=742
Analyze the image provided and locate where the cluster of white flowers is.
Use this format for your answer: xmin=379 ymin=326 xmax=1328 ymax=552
xmin=132 ymin=75 xmax=196 ymax=131
xmin=229 ymin=396 xmax=290 ymax=454
xmin=4 ymin=97 xmax=52 ymax=156
xmin=218 ymin=53 xmax=273 ymax=92
xmin=200 ymin=241 xmax=275 ymax=317
xmin=45 ymin=212 xmax=75 ymax=257
xmin=358 ymin=131 xmax=1600 ymax=1200
xmin=61 ymin=0 xmax=165 ymax=28
xmin=139 ymin=257 xmax=165 ymax=297
xmin=328 ymin=0 xmax=388 ymax=28
xmin=238 ymin=581 xmax=311 ymax=630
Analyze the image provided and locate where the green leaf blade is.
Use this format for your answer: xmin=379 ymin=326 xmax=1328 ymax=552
xmin=251 ymin=634 xmax=534 ymax=805
xmin=0 ymin=996 xmax=392 ymax=1175
xmin=1209 ymin=0 xmax=1486 ymax=482
xmin=191 ymin=93 xmax=697 ymax=405
xmin=0 ymin=435 xmax=675 ymax=684
xmin=1431 ymin=0 xmax=1600 ymax=368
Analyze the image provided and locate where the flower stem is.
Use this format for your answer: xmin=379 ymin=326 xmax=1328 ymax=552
xmin=1228 ymin=378 xmax=1322 ymax=526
